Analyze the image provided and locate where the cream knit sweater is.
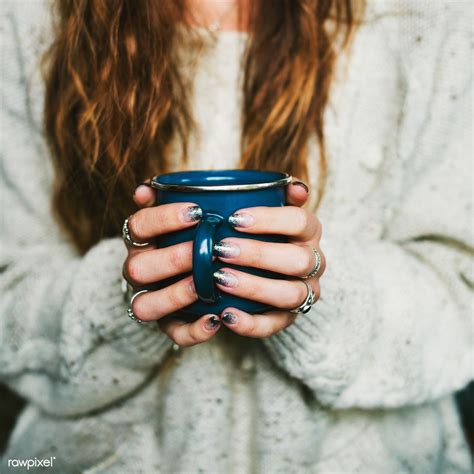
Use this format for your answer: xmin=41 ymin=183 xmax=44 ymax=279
xmin=1 ymin=1 xmax=473 ymax=473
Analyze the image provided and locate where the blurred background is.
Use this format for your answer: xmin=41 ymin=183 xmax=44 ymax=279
xmin=1 ymin=381 xmax=473 ymax=454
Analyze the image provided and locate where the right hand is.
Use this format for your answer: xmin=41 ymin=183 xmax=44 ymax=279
xmin=122 ymin=183 xmax=222 ymax=347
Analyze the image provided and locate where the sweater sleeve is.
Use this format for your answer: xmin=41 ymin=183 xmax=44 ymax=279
xmin=262 ymin=0 xmax=473 ymax=409
xmin=0 ymin=3 xmax=173 ymax=416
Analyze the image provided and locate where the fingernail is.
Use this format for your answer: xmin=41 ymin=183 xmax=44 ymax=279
xmin=205 ymin=315 xmax=220 ymax=331
xmin=228 ymin=212 xmax=254 ymax=228
xmin=213 ymin=270 xmax=238 ymax=287
xmin=222 ymin=311 xmax=237 ymax=325
xmin=134 ymin=184 xmax=154 ymax=199
xmin=138 ymin=181 xmax=153 ymax=187
xmin=189 ymin=280 xmax=197 ymax=295
xmin=181 ymin=205 xmax=203 ymax=223
xmin=291 ymin=180 xmax=309 ymax=193
xmin=214 ymin=241 xmax=240 ymax=258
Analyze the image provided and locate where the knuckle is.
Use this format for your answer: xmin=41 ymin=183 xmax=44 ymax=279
xmin=284 ymin=313 xmax=298 ymax=330
xmin=294 ymin=247 xmax=313 ymax=276
xmin=166 ymin=329 xmax=183 ymax=346
xmin=306 ymin=248 xmax=316 ymax=274
xmin=168 ymin=244 xmax=191 ymax=271
xmin=317 ymin=219 xmax=323 ymax=238
xmin=160 ymin=321 xmax=179 ymax=343
xmin=167 ymin=334 xmax=180 ymax=345
xmin=157 ymin=319 xmax=172 ymax=337
xmin=187 ymin=326 xmax=204 ymax=346
xmin=290 ymin=282 xmax=306 ymax=308
xmin=255 ymin=325 xmax=274 ymax=339
xmin=292 ymin=207 xmax=310 ymax=235
xmin=247 ymin=242 xmax=264 ymax=266
xmin=240 ymin=318 xmax=259 ymax=338
xmin=167 ymin=283 xmax=192 ymax=310
xmin=168 ymin=246 xmax=182 ymax=270
xmin=170 ymin=332 xmax=190 ymax=347
xmin=127 ymin=212 xmax=141 ymax=238
xmin=125 ymin=255 xmax=144 ymax=285
xmin=312 ymin=282 xmax=321 ymax=301
xmin=131 ymin=294 xmax=149 ymax=320
xmin=154 ymin=206 xmax=172 ymax=228
xmin=167 ymin=289 xmax=183 ymax=310
xmin=245 ymin=282 xmax=261 ymax=302
xmin=239 ymin=318 xmax=274 ymax=339
xmin=319 ymin=251 xmax=327 ymax=275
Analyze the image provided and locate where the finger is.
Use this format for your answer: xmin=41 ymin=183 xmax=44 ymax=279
xmin=286 ymin=179 xmax=309 ymax=207
xmin=124 ymin=241 xmax=193 ymax=286
xmin=128 ymin=202 xmax=202 ymax=243
xmin=131 ymin=276 xmax=198 ymax=321
xmin=158 ymin=313 xmax=221 ymax=347
xmin=214 ymin=238 xmax=325 ymax=278
xmin=133 ymin=181 xmax=156 ymax=208
xmin=220 ymin=307 xmax=296 ymax=338
xmin=213 ymin=268 xmax=320 ymax=310
xmin=228 ymin=206 xmax=320 ymax=241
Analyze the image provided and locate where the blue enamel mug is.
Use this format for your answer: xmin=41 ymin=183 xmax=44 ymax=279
xmin=150 ymin=170 xmax=292 ymax=320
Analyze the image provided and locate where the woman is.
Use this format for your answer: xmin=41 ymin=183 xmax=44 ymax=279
xmin=0 ymin=0 xmax=472 ymax=472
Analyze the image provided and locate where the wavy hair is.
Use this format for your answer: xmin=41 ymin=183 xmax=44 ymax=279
xmin=43 ymin=0 xmax=363 ymax=254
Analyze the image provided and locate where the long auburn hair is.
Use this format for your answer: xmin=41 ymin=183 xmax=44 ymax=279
xmin=43 ymin=0 xmax=363 ymax=254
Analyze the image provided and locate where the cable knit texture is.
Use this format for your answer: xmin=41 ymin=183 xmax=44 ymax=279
xmin=1 ymin=0 xmax=473 ymax=473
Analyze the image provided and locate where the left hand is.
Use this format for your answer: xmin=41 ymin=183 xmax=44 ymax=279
xmin=133 ymin=179 xmax=325 ymax=340
xmin=212 ymin=179 xmax=325 ymax=337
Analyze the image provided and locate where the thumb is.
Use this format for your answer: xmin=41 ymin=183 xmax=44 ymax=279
xmin=133 ymin=180 xmax=156 ymax=208
xmin=286 ymin=178 xmax=309 ymax=207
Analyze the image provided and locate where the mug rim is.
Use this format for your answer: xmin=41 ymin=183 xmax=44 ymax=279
xmin=151 ymin=171 xmax=292 ymax=192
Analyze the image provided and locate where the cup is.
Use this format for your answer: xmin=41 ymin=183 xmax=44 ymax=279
xmin=150 ymin=170 xmax=292 ymax=319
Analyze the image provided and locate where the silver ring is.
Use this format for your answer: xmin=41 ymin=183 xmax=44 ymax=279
xmin=122 ymin=217 xmax=150 ymax=248
xmin=303 ymin=247 xmax=322 ymax=279
xmin=290 ymin=280 xmax=316 ymax=314
xmin=127 ymin=289 xmax=149 ymax=323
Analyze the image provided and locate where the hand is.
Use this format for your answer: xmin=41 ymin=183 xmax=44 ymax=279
xmin=211 ymin=180 xmax=326 ymax=338
xmin=123 ymin=183 xmax=222 ymax=346
xmin=129 ymin=179 xmax=325 ymax=345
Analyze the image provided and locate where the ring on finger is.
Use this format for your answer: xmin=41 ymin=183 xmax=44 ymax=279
xmin=303 ymin=247 xmax=321 ymax=279
xmin=290 ymin=280 xmax=316 ymax=314
xmin=127 ymin=289 xmax=149 ymax=323
xmin=122 ymin=216 xmax=151 ymax=248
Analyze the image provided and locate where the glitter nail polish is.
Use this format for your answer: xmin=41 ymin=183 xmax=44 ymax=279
xmin=213 ymin=270 xmax=238 ymax=287
xmin=228 ymin=212 xmax=254 ymax=228
xmin=222 ymin=312 xmax=237 ymax=325
xmin=205 ymin=315 xmax=220 ymax=330
xmin=213 ymin=241 xmax=240 ymax=258
xmin=182 ymin=206 xmax=203 ymax=222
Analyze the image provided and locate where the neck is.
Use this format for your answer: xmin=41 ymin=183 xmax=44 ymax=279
xmin=184 ymin=0 xmax=251 ymax=33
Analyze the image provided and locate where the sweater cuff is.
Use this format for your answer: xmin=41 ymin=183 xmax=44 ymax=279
xmin=60 ymin=238 xmax=173 ymax=376
xmin=262 ymin=233 xmax=375 ymax=404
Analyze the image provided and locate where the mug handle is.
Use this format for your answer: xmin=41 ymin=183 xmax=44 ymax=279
xmin=192 ymin=212 xmax=223 ymax=303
